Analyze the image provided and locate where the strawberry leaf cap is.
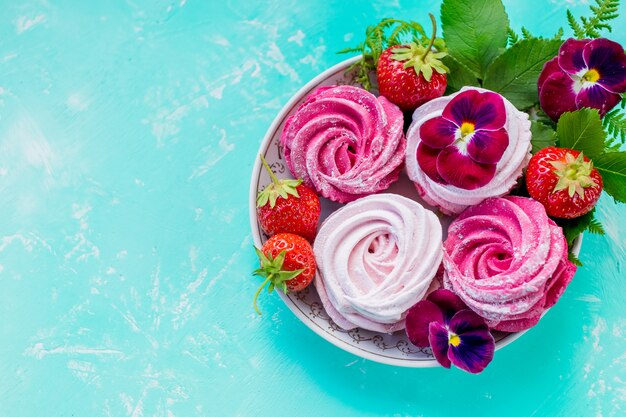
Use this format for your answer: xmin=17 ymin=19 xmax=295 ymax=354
xmin=549 ymin=151 xmax=600 ymax=199
xmin=253 ymin=247 xmax=304 ymax=315
xmin=256 ymin=154 xmax=303 ymax=208
xmin=390 ymin=13 xmax=449 ymax=82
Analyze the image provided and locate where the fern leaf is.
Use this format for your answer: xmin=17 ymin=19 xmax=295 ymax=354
xmin=521 ymin=27 xmax=533 ymax=39
xmin=567 ymin=10 xmax=586 ymax=38
xmin=567 ymin=0 xmax=621 ymax=39
xmin=507 ymin=27 xmax=520 ymax=46
xmin=568 ymin=252 xmax=583 ymax=267
xmin=603 ymin=107 xmax=626 ymax=145
xmin=586 ymin=219 xmax=606 ymax=235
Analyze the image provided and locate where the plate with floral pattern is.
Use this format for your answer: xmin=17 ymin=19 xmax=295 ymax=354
xmin=249 ymin=57 xmax=583 ymax=368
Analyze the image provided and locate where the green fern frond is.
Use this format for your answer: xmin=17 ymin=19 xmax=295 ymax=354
xmin=521 ymin=27 xmax=533 ymax=39
xmin=568 ymin=252 xmax=583 ymax=267
xmin=603 ymin=106 xmax=626 ymax=146
xmin=553 ymin=27 xmax=564 ymax=40
xmin=507 ymin=27 xmax=520 ymax=46
xmin=567 ymin=0 xmax=620 ymax=39
xmin=567 ymin=10 xmax=586 ymax=38
xmin=586 ymin=219 xmax=606 ymax=235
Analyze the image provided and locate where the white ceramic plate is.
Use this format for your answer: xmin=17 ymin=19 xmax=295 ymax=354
xmin=249 ymin=56 xmax=582 ymax=367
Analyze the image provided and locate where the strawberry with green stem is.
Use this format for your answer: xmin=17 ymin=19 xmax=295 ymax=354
xmin=256 ymin=154 xmax=320 ymax=242
xmin=376 ymin=13 xmax=448 ymax=111
xmin=253 ymin=233 xmax=316 ymax=315
xmin=526 ymin=147 xmax=603 ymax=219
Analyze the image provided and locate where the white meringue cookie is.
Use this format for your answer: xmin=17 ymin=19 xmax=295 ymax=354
xmin=313 ymin=194 xmax=443 ymax=333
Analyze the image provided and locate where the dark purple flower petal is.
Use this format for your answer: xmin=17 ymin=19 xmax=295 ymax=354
xmin=436 ymin=146 xmax=496 ymax=189
xmin=426 ymin=289 xmax=467 ymax=322
xmin=445 ymin=310 xmax=494 ymax=373
xmin=576 ymin=84 xmax=622 ymax=117
xmin=419 ymin=116 xmax=457 ymax=149
xmin=442 ymin=90 xmax=506 ymax=131
xmin=448 ymin=328 xmax=495 ymax=374
xmin=448 ymin=309 xmax=490 ymax=335
xmin=405 ymin=299 xmax=444 ymax=348
xmin=467 ymin=128 xmax=509 ymax=164
xmin=558 ymin=38 xmax=589 ymax=75
xmin=583 ymin=38 xmax=626 ymax=94
xmin=417 ymin=142 xmax=447 ymax=184
xmin=428 ymin=321 xmax=451 ymax=368
xmin=538 ymin=57 xmax=561 ymax=95
xmin=539 ymin=72 xmax=579 ymax=121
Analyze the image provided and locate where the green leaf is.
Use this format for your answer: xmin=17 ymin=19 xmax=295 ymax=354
xmin=593 ymin=151 xmax=626 ymax=203
xmin=556 ymin=109 xmax=607 ymax=160
xmin=568 ymin=251 xmax=583 ymax=267
xmin=483 ymin=38 xmax=561 ymax=109
xmin=586 ymin=218 xmax=606 ymax=235
xmin=441 ymin=0 xmax=509 ymax=79
xmin=567 ymin=0 xmax=620 ymax=39
xmin=442 ymin=55 xmax=480 ymax=94
xmin=530 ymin=121 xmax=557 ymax=153
xmin=556 ymin=209 xmax=596 ymax=246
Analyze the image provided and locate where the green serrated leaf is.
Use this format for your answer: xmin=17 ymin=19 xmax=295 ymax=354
xmin=593 ymin=151 xmax=626 ymax=203
xmin=556 ymin=109 xmax=607 ymax=160
xmin=441 ymin=0 xmax=509 ymax=79
xmin=442 ymin=55 xmax=480 ymax=94
xmin=483 ymin=38 xmax=562 ymax=109
xmin=268 ymin=283 xmax=275 ymax=293
xmin=530 ymin=121 xmax=557 ymax=153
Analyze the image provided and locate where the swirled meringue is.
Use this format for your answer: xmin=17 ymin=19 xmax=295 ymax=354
xmin=314 ymin=193 xmax=443 ymax=333
xmin=443 ymin=196 xmax=577 ymax=332
xmin=281 ymin=85 xmax=406 ymax=203
xmin=406 ymin=87 xmax=531 ymax=215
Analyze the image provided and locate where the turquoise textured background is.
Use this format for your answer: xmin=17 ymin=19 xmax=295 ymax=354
xmin=1 ymin=1 xmax=625 ymax=416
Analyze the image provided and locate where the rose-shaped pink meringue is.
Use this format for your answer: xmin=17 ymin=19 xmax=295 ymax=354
xmin=442 ymin=196 xmax=577 ymax=332
xmin=406 ymin=87 xmax=531 ymax=215
xmin=281 ymin=85 xmax=406 ymax=203
xmin=314 ymin=194 xmax=442 ymax=333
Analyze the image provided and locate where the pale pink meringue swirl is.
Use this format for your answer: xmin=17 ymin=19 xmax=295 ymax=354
xmin=281 ymin=85 xmax=405 ymax=203
xmin=406 ymin=87 xmax=531 ymax=215
xmin=443 ymin=196 xmax=577 ymax=332
xmin=314 ymin=194 xmax=443 ymax=333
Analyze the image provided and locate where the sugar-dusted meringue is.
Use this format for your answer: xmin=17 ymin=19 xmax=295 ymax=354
xmin=281 ymin=85 xmax=405 ymax=203
xmin=443 ymin=196 xmax=577 ymax=332
xmin=314 ymin=194 xmax=443 ymax=332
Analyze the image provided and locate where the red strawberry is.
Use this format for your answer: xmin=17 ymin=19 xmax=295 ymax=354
xmin=253 ymin=233 xmax=316 ymax=314
xmin=376 ymin=14 xmax=448 ymax=111
xmin=256 ymin=154 xmax=321 ymax=242
xmin=526 ymin=147 xmax=603 ymax=219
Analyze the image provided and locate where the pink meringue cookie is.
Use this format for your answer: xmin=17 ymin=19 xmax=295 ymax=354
xmin=406 ymin=87 xmax=531 ymax=215
xmin=281 ymin=85 xmax=406 ymax=203
xmin=314 ymin=194 xmax=443 ymax=333
xmin=442 ymin=196 xmax=577 ymax=332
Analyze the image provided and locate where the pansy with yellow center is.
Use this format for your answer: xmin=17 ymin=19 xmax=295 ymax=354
xmin=538 ymin=37 xmax=626 ymax=121
xmin=405 ymin=289 xmax=495 ymax=374
xmin=416 ymin=89 xmax=510 ymax=190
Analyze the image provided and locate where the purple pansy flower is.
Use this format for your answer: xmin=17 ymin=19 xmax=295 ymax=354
xmin=538 ymin=38 xmax=626 ymax=121
xmin=405 ymin=289 xmax=495 ymax=374
xmin=417 ymin=89 xmax=509 ymax=190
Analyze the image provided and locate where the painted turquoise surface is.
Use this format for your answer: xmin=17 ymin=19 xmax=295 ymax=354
xmin=0 ymin=0 xmax=624 ymax=416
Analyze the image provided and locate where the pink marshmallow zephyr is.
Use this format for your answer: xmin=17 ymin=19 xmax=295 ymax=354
xmin=405 ymin=87 xmax=532 ymax=215
xmin=314 ymin=194 xmax=443 ymax=333
xmin=280 ymin=85 xmax=406 ymax=203
xmin=442 ymin=196 xmax=577 ymax=332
